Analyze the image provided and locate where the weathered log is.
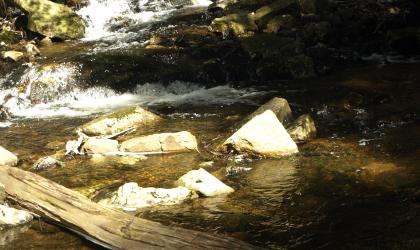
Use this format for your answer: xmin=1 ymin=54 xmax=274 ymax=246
xmin=0 ymin=165 xmax=258 ymax=249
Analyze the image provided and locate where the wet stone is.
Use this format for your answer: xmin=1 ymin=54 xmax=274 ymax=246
xmin=221 ymin=110 xmax=299 ymax=158
xmin=99 ymin=182 xmax=195 ymax=210
xmin=177 ymin=168 xmax=234 ymax=197
xmin=0 ymin=146 xmax=18 ymax=167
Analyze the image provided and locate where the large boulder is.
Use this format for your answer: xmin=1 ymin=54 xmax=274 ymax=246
xmin=0 ymin=205 xmax=33 ymax=227
xmin=244 ymin=97 xmax=293 ymax=126
xmin=287 ymin=114 xmax=317 ymax=142
xmin=0 ymin=146 xmax=18 ymax=167
xmin=177 ymin=168 xmax=234 ymax=197
xmin=220 ymin=110 xmax=298 ymax=157
xmin=14 ymin=0 xmax=85 ymax=39
xmin=120 ymin=131 xmax=198 ymax=153
xmin=81 ymin=138 xmax=119 ymax=154
xmin=80 ymin=106 xmax=161 ymax=136
xmin=99 ymin=182 xmax=193 ymax=210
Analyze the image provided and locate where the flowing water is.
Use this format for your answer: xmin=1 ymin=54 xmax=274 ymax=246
xmin=0 ymin=0 xmax=420 ymax=249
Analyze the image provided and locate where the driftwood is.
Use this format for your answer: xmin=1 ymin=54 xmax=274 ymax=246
xmin=0 ymin=165 xmax=257 ymax=249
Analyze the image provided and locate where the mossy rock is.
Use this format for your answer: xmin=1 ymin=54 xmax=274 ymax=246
xmin=254 ymin=0 xmax=297 ymax=27
xmin=285 ymin=54 xmax=315 ymax=79
xmin=223 ymin=0 xmax=272 ymax=14
xmin=302 ymin=21 xmax=331 ymax=45
xmin=16 ymin=0 xmax=85 ymax=39
xmin=0 ymin=28 xmax=19 ymax=45
xmin=240 ymin=33 xmax=302 ymax=58
xmin=263 ymin=14 xmax=296 ymax=33
xmin=80 ymin=106 xmax=162 ymax=136
xmin=210 ymin=12 xmax=258 ymax=37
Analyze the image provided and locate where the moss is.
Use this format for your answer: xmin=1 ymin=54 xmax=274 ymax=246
xmin=0 ymin=28 xmax=19 ymax=45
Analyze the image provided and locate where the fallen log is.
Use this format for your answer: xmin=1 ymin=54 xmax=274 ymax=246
xmin=0 ymin=165 xmax=258 ymax=249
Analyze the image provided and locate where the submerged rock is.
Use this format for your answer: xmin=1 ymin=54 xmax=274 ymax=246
xmin=287 ymin=114 xmax=317 ymax=142
xmin=221 ymin=110 xmax=298 ymax=157
xmin=0 ymin=146 xmax=18 ymax=167
xmin=177 ymin=168 xmax=234 ymax=197
xmin=244 ymin=97 xmax=293 ymax=126
xmin=120 ymin=131 xmax=198 ymax=153
xmin=80 ymin=106 xmax=161 ymax=136
xmin=0 ymin=205 xmax=33 ymax=227
xmin=32 ymin=156 xmax=63 ymax=170
xmin=99 ymin=182 xmax=194 ymax=210
xmin=1 ymin=51 xmax=24 ymax=62
xmin=14 ymin=0 xmax=85 ymax=39
xmin=81 ymin=138 xmax=119 ymax=154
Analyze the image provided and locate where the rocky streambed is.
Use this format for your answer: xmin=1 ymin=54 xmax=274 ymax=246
xmin=0 ymin=0 xmax=419 ymax=248
xmin=0 ymin=60 xmax=419 ymax=249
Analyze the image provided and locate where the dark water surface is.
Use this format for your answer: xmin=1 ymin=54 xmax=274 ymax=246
xmin=0 ymin=62 xmax=419 ymax=249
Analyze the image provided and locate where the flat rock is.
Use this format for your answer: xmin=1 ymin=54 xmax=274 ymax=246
xmin=0 ymin=146 xmax=18 ymax=167
xmin=177 ymin=168 xmax=234 ymax=197
xmin=287 ymin=114 xmax=317 ymax=142
xmin=99 ymin=182 xmax=193 ymax=210
xmin=221 ymin=110 xmax=298 ymax=157
xmin=81 ymin=138 xmax=119 ymax=154
xmin=80 ymin=106 xmax=161 ymax=136
xmin=0 ymin=205 xmax=33 ymax=227
xmin=120 ymin=131 xmax=198 ymax=153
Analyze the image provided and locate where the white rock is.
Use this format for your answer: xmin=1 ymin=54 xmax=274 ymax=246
xmin=177 ymin=168 xmax=234 ymax=197
xmin=100 ymin=182 xmax=193 ymax=210
xmin=81 ymin=138 xmax=119 ymax=154
xmin=0 ymin=205 xmax=33 ymax=226
xmin=1 ymin=51 xmax=24 ymax=62
xmin=221 ymin=110 xmax=298 ymax=157
xmin=120 ymin=131 xmax=198 ymax=153
xmin=0 ymin=146 xmax=18 ymax=167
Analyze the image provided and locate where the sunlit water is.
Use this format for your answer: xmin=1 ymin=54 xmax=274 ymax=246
xmin=1 ymin=61 xmax=419 ymax=249
xmin=0 ymin=0 xmax=419 ymax=249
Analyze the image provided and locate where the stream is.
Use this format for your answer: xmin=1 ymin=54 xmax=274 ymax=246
xmin=0 ymin=0 xmax=420 ymax=249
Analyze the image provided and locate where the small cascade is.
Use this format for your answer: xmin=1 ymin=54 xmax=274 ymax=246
xmin=77 ymin=0 xmax=211 ymax=42
xmin=0 ymin=63 xmax=270 ymax=124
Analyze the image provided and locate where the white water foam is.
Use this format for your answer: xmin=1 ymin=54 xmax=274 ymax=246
xmin=77 ymin=0 xmax=211 ymax=42
xmin=0 ymin=63 xmax=269 ymax=119
xmin=1 ymin=82 xmax=268 ymax=119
